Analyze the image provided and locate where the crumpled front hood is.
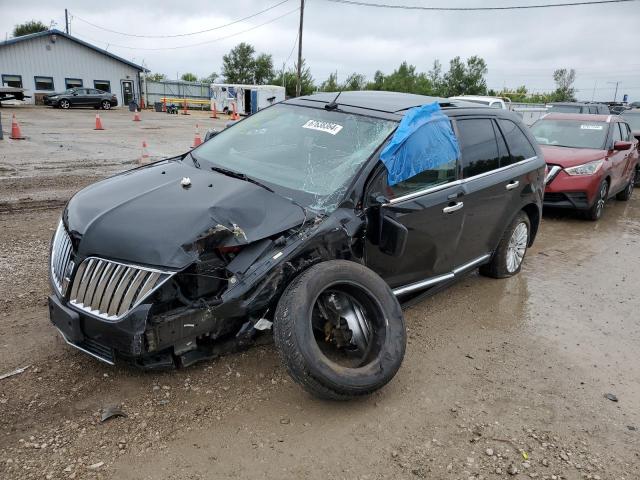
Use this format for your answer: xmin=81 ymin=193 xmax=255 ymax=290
xmin=540 ymin=145 xmax=607 ymax=168
xmin=65 ymin=158 xmax=305 ymax=269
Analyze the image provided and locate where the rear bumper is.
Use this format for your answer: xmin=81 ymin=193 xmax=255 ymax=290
xmin=544 ymin=170 xmax=602 ymax=210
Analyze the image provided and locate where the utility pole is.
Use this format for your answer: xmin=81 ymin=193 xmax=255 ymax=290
xmin=282 ymin=62 xmax=286 ymax=88
xmin=65 ymin=9 xmax=69 ymax=34
xmin=296 ymin=0 xmax=305 ymax=97
xmin=608 ymin=81 xmax=620 ymax=102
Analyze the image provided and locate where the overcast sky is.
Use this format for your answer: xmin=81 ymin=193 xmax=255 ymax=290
xmin=2 ymin=0 xmax=639 ymax=101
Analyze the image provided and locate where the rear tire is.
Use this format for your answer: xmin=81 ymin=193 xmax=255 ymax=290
xmin=480 ymin=211 xmax=530 ymax=279
xmin=585 ymin=179 xmax=608 ymax=221
xmin=273 ymin=260 xmax=406 ymax=400
xmin=616 ymin=175 xmax=634 ymax=201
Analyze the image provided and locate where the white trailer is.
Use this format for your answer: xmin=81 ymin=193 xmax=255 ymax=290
xmin=210 ymin=84 xmax=285 ymax=115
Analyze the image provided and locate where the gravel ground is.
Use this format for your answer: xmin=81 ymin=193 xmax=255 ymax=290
xmin=0 ymin=106 xmax=639 ymax=480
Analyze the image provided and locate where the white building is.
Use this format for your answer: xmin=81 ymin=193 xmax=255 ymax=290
xmin=0 ymin=29 xmax=145 ymax=106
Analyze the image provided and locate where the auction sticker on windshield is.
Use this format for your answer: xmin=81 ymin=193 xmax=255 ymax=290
xmin=302 ymin=120 xmax=344 ymax=135
xmin=580 ymin=124 xmax=604 ymax=130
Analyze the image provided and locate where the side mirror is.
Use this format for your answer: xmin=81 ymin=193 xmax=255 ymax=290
xmin=614 ymin=140 xmax=632 ymax=151
xmin=379 ymin=215 xmax=408 ymax=257
xmin=204 ymin=129 xmax=220 ymax=142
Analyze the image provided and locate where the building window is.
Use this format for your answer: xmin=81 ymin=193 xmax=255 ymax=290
xmin=34 ymin=76 xmax=54 ymax=91
xmin=65 ymin=78 xmax=83 ymax=89
xmin=2 ymin=74 xmax=23 ymax=88
xmin=94 ymin=80 xmax=111 ymax=92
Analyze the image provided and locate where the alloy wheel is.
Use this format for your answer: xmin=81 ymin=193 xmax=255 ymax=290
xmin=595 ymin=182 xmax=607 ymax=219
xmin=60 ymin=100 xmax=70 ymax=109
xmin=506 ymin=222 xmax=528 ymax=273
xmin=102 ymin=101 xmax=111 ymax=110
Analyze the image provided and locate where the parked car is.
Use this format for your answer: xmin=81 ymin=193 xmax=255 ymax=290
xmin=44 ymin=88 xmax=118 ymax=109
xmin=48 ymin=91 xmax=545 ymax=399
xmin=531 ymin=113 xmax=638 ymax=220
xmin=620 ymin=109 xmax=640 ymax=186
xmin=546 ymin=102 xmax=610 ymax=115
xmin=449 ymin=95 xmax=510 ymax=109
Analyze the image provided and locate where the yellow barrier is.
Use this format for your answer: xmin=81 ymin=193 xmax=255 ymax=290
xmin=160 ymin=97 xmax=210 ymax=105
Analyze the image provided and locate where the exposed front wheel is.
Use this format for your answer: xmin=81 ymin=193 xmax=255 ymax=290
xmin=273 ymin=260 xmax=406 ymax=400
xmin=480 ymin=211 xmax=531 ymax=279
xmin=101 ymin=101 xmax=112 ymax=110
xmin=59 ymin=99 xmax=70 ymax=109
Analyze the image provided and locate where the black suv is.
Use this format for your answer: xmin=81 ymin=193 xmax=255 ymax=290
xmin=44 ymin=88 xmax=118 ymax=110
xmin=48 ymin=91 xmax=545 ymax=399
xmin=547 ymin=102 xmax=610 ymax=115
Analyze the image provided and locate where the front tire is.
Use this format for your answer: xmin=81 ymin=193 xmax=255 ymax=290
xmin=59 ymin=99 xmax=71 ymax=109
xmin=273 ymin=260 xmax=406 ymax=400
xmin=585 ymin=179 xmax=608 ymax=221
xmin=101 ymin=100 xmax=112 ymax=110
xmin=480 ymin=211 xmax=530 ymax=279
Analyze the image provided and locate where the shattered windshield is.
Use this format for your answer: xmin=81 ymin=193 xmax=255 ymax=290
xmin=192 ymin=104 xmax=397 ymax=212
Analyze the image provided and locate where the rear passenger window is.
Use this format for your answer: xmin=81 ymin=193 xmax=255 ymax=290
xmin=457 ymin=119 xmax=500 ymax=177
xmin=496 ymin=119 xmax=537 ymax=165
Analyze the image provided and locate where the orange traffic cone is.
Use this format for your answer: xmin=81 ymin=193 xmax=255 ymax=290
xmin=133 ymin=109 xmax=141 ymax=122
xmin=10 ymin=114 xmax=25 ymax=140
xmin=231 ymin=102 xmax=239 ymax=121
xmin=210 ymin=102 xmax=218 ymax=119
xmin=192 ymin=124 xmax=202 ymax=148
xmin=182 ymin=99 xmax=189 ymax=115
xmin=162 ymin=98 xmax=167 ymax=113
xmin=94 ymin=113 xmax=104 ymax=130
xmin=140 ymin=140 xmax=150 ymax=164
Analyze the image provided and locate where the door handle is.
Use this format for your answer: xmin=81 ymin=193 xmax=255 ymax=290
xmin=506 ymin=180 xmax=520 ymax=190
xmin=443 ymin=202 xmax=464 ymax=214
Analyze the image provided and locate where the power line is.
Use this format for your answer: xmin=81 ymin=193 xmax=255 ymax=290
xmin=70 ymin=0 xmax=290 ymax=38
xmin=72 ymin=7 xmax=300 ymax=51
xmin=323 ymin=0 xmax=638 ymax=11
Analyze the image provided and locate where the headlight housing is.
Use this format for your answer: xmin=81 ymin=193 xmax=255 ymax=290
xmin=564 ymin=160 xmax=604 ymax=176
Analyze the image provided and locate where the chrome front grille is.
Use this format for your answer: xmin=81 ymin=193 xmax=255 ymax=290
xmin=51 ymin=221 xmax=74 ymax=295
xmin=69 ymin=258 xmax=174 ymax=321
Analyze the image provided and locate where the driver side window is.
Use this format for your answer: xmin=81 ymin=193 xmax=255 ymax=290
xmin=386 ymin=159 xmax=457 ymax=198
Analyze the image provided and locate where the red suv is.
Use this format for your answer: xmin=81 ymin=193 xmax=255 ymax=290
xmin=531 ymin=113 xmax=638 ymax=220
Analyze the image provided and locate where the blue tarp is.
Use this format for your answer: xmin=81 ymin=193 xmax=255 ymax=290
xmin=380 ymin=102 xmax=460 ymax=186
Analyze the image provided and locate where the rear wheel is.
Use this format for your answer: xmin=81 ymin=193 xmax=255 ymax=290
xmin=480 ymin=211 xmax=530 ymax=279
xmin=585 ymin=179 xmax=608 ymax=221
xmin=101 ymin=100 xmax=112 ymax=110
xmin=59 ymin=99 xmax=70 ymax=109
xmin=617 ymin=173 xmax=635 ymax=201
xmin=273 ymin=260 xmax=406 ymax=400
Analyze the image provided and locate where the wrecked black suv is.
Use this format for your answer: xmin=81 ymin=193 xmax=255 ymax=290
xmin=49 ymin=91 xmax=544 ymax=399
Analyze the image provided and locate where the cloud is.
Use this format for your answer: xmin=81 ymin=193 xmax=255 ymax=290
xmin=2 ymin=0 xmax=639 ymax=101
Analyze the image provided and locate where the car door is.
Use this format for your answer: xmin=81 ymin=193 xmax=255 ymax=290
xmin=608 ymin=122 xmax=627 ymax=193
xmin=364 ymin=157 xmax=464 ymax=290
xmin=453 ymin=117 xmax=514 ymax=268
xmin=72 ymin=88 xmax=89 ymax=106
xmin=87 ymin=89 xmax=102 ymax=107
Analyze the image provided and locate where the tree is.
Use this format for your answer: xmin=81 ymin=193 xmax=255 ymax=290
xmin=180 ymin=72 xmax=197 ymax=82
xmin=442 ymin=56 xmax=487 ymax=96
xmin=13 ymin=20 xmax=47 ymax=37
xmin=222 ymin=43 xmax=256 ymax=84
xmin=199 ymin=72 xmax=219 ymax=83
xmin=498 ymin=85 xmax=528 ymax=103
xmin=321 ymin=72 xmax=339 ymax=92
xmin=552 ymin=68 xmax=576 ymax=101
xmin=254 ymin=53 xmax=275 ymax=85
xmin=342 ymin=73 xmax=366 ymax=91
xmin=427 ymin=60 xmax=445 ymax=96
xmin=367 ymin=70 xmax=386 ymax=90
xmin=377 ymin=62 xmax=432 ymax=95
xmin=271 ymin=59 xmax=315 ymax=97
xmin=146 ymin=72 xmax=167 ymax=82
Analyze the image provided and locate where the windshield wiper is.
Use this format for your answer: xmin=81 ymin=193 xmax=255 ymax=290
xmin=210 ymin=166 xmax=274 ymax=193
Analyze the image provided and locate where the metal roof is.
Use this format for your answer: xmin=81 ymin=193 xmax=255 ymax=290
xmin=0 ymin=29 xmax=146 ymax=72
xmin=287 ymin=90 xmax=476 ymax=114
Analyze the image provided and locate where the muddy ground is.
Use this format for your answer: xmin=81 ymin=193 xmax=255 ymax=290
xmin=0 ymin=106 xmax=638 ymax=480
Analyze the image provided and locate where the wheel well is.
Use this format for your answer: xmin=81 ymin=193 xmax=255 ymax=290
xmin=521 ymin=203 xmax=540 ymax=246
